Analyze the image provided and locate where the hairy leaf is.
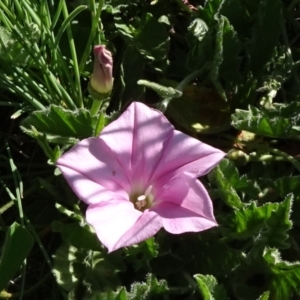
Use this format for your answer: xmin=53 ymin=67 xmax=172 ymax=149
xmin=21 ymin=105 xmax=103 ymax=143
xmin=263 ymin=248 xmax=300 ymax=300
xmin=229 ymin=195 xmax=293 ymax=248
xmin=232 ymin=103 xmax=300 ymax=139
xmin=194 ymin=274 xmax=229 ymax=300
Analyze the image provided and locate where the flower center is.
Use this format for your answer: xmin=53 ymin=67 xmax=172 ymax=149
xmin=130 ymin=185 xmax=154 ymax=211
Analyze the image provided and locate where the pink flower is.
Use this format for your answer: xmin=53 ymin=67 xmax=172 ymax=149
xmin=56 ymin=102 xmax=225 ymax=252
xmin=90 ymin=45 xmax=113 ymax=94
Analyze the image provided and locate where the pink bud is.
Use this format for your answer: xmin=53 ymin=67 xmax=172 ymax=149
xmin=90 ymin=45 xmax=113 ymax=94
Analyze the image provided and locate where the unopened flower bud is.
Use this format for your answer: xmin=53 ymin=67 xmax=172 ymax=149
xmin=90 ymin=45 xmax=113 ymax=95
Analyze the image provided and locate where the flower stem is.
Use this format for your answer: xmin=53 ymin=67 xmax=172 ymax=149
xmin=271 ymin=148 xmax=300 ymax=172
xmin=90 ymin=99 xmax=103 ymax=117
xmin=159 ymin=66 xmax=207 ymax=112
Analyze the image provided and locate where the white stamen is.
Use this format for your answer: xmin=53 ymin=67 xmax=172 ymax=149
xmin=137 ymin=195 xmax=146 ymax=201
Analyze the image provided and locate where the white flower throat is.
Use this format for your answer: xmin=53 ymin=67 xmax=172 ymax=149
xmin=130 ymin=185 xmax=154 ymax=211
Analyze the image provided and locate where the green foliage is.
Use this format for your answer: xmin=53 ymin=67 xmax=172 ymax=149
xmin=86 ymin=274 xmax=168 ymax=300
xmin=263 ymin=248 xmax=300 ymax=300
xmin=52 ymin=221 xmax=101 ymax=251
xmin=228 ymin=195 xmax=293 ymax=248
xmin=232 ymin=103 xmax=300 ymax=139
xmin=194 ymin=274 xmax=229 ymax=300
xmin=211 ymin=159 xmax=244 ymax=209
xmin=129 ymin=273 xmax=168 ymax=299
xmin=0 ymin=23 xmax=40 ymax=65
xmin=257 ymin=291 xmax=270 ymax=300
xmin=1 ymin=0 xmax=300 ymax=298
xmin=0 ymin=223 xmax=34 ymax=291
xmin=21 ymin=105 xmax=104 ymax=144
xmin=114 ymin=12 xmax=170 ymax=67
xmin=187 ymin=9 xmax=241 ymax=92
xmin=249 ymin=0 xmax=282 ymax=76
xmin=53 ymin=242 xmax=125 ymax=294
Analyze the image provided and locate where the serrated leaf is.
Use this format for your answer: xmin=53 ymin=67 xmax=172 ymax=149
xmin=129 ymin=273 xmax=168 ymax=299
xmin=232 ymin=103 xmax=300 ymax=139
xmin=263 ymin=248 xmax=300 ymax=300
xmin=0 ymin=223 xmax=34 ymax=291
xmin=194 ymin=274 xmax=229 ymax=300
xmin=273 ymin=176 xmax=300 ymax=226
xmin=212 ymin=159 xmax=243 ymax=209
xmin=229 ymin=195 xmax=293 ymax=248
xmin=21 ymin=105 xmax=104 ymax=143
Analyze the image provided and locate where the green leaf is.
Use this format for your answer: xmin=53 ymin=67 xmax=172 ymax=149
xmin=231 ymin=103 xmax=300 ymax=139
xmin=187 ymin=17 xmax=213 ymax=71
xmin=257 ymin=291 xmax=270 ymax=300
xmin=125 ymin=238 xmax=159 ymax=272
xmin=121 ymin=46 xmax=145 ymax=103
xmin=129 ymin=273 xmax=168 ymax=299
xmin=52 ymin=221 xmax=101 ymax=251
xmin=187 ymin=14 xmax=240 ymax=91
xmin=194 ymin=274 xmax=229 ymax=300
xmin=212 ymin=159 xmax=243 ymax=209
xmin=21 ymin=105 xmax=104 ymax=143
xmin=115 ymin=13 xmax=169 ymax=66
xmin=52 ymin=242 xmax=87 ymax=291
xmin=86 ymin=288 xmax=127 ymax=300
xmin=229 ymin=195 xmax=293 ymax=248
xmin=0 ymin=23 xmax=40 ymax=65
xmin=218 ymin=16 xmax=241 ymax=85
xmin=249 ymin=0 xmax=283 ymax=75
xmin=219 ymin=0 xmax=252 ymax=38
xmin=274 ymin=176 xmax=300 ymax=201
xmin=115 ymin=288 xmax=127 ymax=300
xmin=263 ymin=248 xmax=300 ymax=300
xmin=273 ymin=176 xmax=300 ymax=226
xmin=0 ymin=222 xmax=34 ymax=291
xmin=197 ymin=0 xmax=223 ymax=24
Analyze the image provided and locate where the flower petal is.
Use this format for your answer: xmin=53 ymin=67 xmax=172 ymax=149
xmin=113 ymin=210 xmax=162 ymax=251
xmin=56 ymin=138 xmax=130 ymax=204
xmin=86 ymin=200 xmax=162 ymax=252
xmin=151 ymin=130 xmax=225 ymax=183
xmin=86 ymin=200 xmax=142 ymax=252
xmin=155 ymin=202 xmax=217 ymax=234
xmin=152 ymin=173 xmax=217 ymax=233
xmin=99 ymin=102 xmax=174 ymax=187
